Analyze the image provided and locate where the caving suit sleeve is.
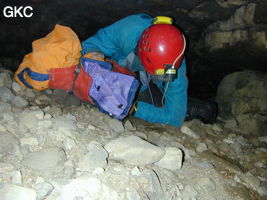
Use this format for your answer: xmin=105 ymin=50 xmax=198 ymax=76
xmin=81 ymin=13 xmax=152 ymax=66
xmin=134 ymin=59 xmax=188 ymax=127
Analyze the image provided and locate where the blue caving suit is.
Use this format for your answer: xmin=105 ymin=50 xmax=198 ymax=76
xmin=82 ymin=13 xmax=188 ymax=127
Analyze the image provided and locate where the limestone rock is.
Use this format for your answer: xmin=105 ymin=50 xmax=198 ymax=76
xmin=181 ymin=185 xmax=198 ymax=200
xmin=131 ymin=166 xmax=142 ymax=176
xmin=32 ymin=110 xmax=45 ymax=120
xmin=181 ymin=125 xmax=200 ymax=139
xmin=3 ymin=112 xmax=15 ymax=123
xmin=214 ymin=3 xmax=255 ymax=29
xmin=11 ymin=96 xmax=28 ymax=108
xmin=0 ymin=86 xmax=15 ymax=102
xmin=34 ymin=181 xmax=54 ymax=200
xmin=35 ymin=94 xmax=51 ymax=105
xmin=0 ymin=72 xmax=12 ymax=88
xmin=12 ymin=81 xmax=25 ymax=95
xmin=133 ymin=131 xmax=148 ymax=140
xmin=19 ymin=110 xmax=39 ymax=130
xmin=25 ymin=89 xmax=36 ymax=98
xmin=196 ymin=143 xmax=208 ymax=153
xmin=142 ymin=169 xmax=165 ymax=200
xmin=223 ymin=118 xmax=238 ymax=129
xmin=0 ymin=71 xmax=12 ymax=88
xmin=52 ymin=90 xmax=80 ymax=106
xmin=238 ymin=172 xmax=267 ymax=197
xmin=259 ymin=136 xmax=267 ymax=143
xmin=0 ymin=124 xmax=6 ymax=132
xmin=20 ymin=137 xmax=39 ymax=147
xmin=104 ymin=135 xmax=165 ymax=166
xmin=78 ymin=142 xmax=108 ymax=172
xmin=0 ymin=183 xmax=36 ymax=200
xmin=107 ymin=118 xmax=125 ymax=134
xmin=127 ymin=189 xmax=141 ymax=200
xmin=61 ymin=176 xmax=102 ymax=200
xmin=38 ymin=119 xmax=53 ymax=129
xmin=53 ymin=116 xmax=78 ymax=137
xmin=203 ymin=3 xmax=261 ymax=51
xmin=101 ymin=184 xmax=120 ymax=200
xmin=21 ymin=147 xmax=67 ymax=171
xmin=236 ymin=114 xmax=267 ymax=136
xmin=216 ymin=0 xmax=246 ymax=8
xmin=0 ymin=53 xmax=265 ymax=200
xmin=124 ymin=119 xmax=136 ymax=131
xmin=11 ymin=170 xmax=22 ymax=184
xmin=0 ymin=103 xmax=12 ymax=116
xmin=0 ymin=163 xmax=15 ymax=173
xmin=63 ymin=137 xmax=76 ymax=150
xmin=197 ymin=177 xmax=216 ymax=192
xmin=0 ymin=132 xmax=19 ymax=155
xmin=216 ymin=71 xmax=267 ymax=116
xmin=154 ymin=147 xmax=183 ymax=171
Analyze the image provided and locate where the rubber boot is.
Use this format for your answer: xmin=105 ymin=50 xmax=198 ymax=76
xmin=185 ymin=97 xmax=218 ymax=124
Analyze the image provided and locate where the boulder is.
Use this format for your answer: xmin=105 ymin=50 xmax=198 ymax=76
xmin=0 ymin=184 xmax=36 ymax=200
xmin=21 ymin=147 xmax=67 ymax=171
xmin=216 ymin=71 xmax=267 ymax=116
xmin=104 ymin=135 xmax=165 ymax=166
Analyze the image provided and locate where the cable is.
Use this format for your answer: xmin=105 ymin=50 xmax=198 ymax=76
xmin=161 ymin=81 xmax=170 ymax=107
xmin=172 ymin=34 xmax=186 ymax=67
xmin=146 ymin=72 xmax=155 ymax=106
xmin=160 ymin=34 xmax=186 ymax=106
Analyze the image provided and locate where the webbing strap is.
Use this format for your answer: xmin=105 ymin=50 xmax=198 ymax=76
xmin=17 ymin=71 xmax=33 ymax=89
xmin=17 ymin=68 xmax=49 ymax=88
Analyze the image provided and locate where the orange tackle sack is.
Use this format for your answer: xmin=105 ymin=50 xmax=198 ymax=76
xmin=15 ymin=24 xmax=82 ymax=91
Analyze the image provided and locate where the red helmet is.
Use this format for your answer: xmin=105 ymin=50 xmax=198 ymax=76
xmin=138 ymin=24 xmax=186 ymax=76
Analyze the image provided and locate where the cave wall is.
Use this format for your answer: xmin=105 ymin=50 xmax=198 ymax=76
xmin=0 ymin=0 xmax=266 ymax=98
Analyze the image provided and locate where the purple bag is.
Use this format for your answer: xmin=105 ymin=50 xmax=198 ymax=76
xmin=81 ymin=58 xmax=139 ymax=120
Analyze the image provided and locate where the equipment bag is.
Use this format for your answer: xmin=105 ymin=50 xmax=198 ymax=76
xmin=14 ymin=24 xmax=139 ymax=120
xmin=80 ymin=57 xmax=140 ymax=120
xmin=15 ymin=24 xmax=82 ymax=90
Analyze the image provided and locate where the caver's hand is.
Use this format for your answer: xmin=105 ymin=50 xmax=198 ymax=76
xmin=84 ymin=52 xmax=105 ymax=61
xmin=129 ymin=102 xmax=137 ymax=115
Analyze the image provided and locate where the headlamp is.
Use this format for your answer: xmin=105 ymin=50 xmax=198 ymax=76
xmin=152 ymin=64 xmax=177 ymax=82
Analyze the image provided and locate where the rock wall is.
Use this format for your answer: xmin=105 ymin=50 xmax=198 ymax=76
xmin=216 ymin=70 xmax=267 ymax=136
xmin=216 ymin=70 xmax=267 ymax=116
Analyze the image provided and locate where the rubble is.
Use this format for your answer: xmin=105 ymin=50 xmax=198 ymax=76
xmin=0 ymin=70 xmax=265 ymax=200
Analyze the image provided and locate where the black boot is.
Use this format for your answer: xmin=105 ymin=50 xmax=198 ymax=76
xmin=186 ymin=97 xmax=218 ymax=124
